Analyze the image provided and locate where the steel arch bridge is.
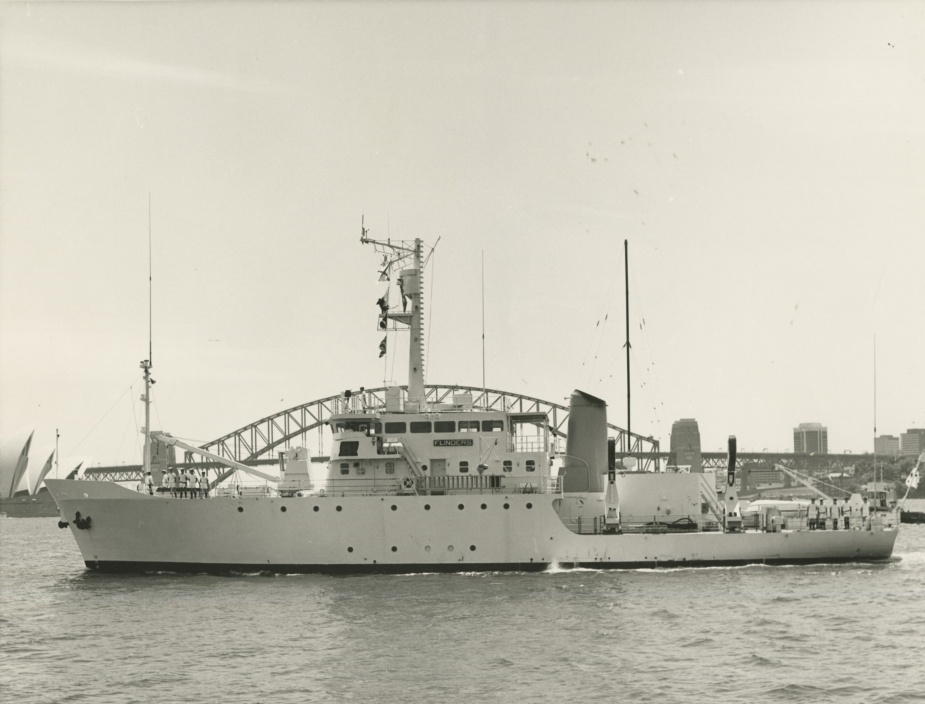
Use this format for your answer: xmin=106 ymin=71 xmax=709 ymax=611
xmin=194 ymin=384 xmax=660 ymax=467
xmin=83 ymin=385 xmax=661 ymax=482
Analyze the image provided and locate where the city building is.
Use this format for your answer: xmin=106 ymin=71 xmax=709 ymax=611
xmin=900 ymin=428 xmax=925 ymax=456
xmin=875 ymin=435 xmax=901 ymax=457
xmin=669 ymin=418 xmax=702 ymax=472
xmin=793 ymin=422 xmax=828 ymax=455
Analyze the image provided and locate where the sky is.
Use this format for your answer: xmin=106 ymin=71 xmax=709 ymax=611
xmin=1 ymin=1 xmax=923 ymax=479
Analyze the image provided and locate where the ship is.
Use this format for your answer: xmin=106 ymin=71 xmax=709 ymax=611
xmin=45 ymin=228 xmax=899 ymax=573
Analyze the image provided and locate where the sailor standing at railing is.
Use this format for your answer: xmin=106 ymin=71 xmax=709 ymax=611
xmin=179 ymin=469 xmax=189 ymax=499
xmin=200 ymin=470 xmax=209 ymax=499
xmin=809 ymin=498 xmax=819 ymax=530
xmin=145 ymin=471 xmax=154 ymax=496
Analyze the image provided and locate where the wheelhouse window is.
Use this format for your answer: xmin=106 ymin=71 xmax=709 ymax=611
xmin=335 ymin=421 xmax=371 ymax=432
xmin=526 ymin=460 xmax=536 ymax=472
xmin=459 ymin=421 xmax=479 ymax=433
xmin=434 ymin=421 xmax=456 ymax=433
xmin=459 ymin=461 xmax=469 ymax=474
xmin=339 ymin=441 xmax=359 ymax=457
xmin=340 ymin=463 xmax=350 ymax=475
xmin=482 ymin=420 xmax=504 ymax=432
xmin=503 ymin=460 xmax=513 ymax=472
xmin=384 ymin=422 xmax=406 ymax=434
xmin=385 ymin=461 xmax=395 ymax=475
xmin=410 ymin=421 xmax=432 ymax=433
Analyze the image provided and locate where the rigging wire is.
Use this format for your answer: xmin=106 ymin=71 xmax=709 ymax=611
xmin=154 ymin=400 xmax=164 ymax=447
xmin=390 ymin=322 xmax=398 ymax=383
xmin=65 ymin=374 xmax=142 ymax=458
xmin=426 ymin=247 xmax=435 ymax=386
xmin=129 ymin=384 xmax=140 ymax=465
xmin=627 ymin=250 xmax=665 ymax=437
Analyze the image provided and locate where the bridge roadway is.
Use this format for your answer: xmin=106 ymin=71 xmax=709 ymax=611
xmin=620 ymin=452 xmax=875 ymax=474
xmin=80 ymin=384 xmax=872 ymax=484
xmin=83 ymin=450 xmax=869 ymax=485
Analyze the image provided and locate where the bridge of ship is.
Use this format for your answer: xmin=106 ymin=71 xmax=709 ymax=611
xmin=84 ymin=385 xmax=661 ymax=482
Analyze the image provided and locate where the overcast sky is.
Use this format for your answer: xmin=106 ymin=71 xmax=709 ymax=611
xmin=1 ymin=1 xmax=923 ymax=475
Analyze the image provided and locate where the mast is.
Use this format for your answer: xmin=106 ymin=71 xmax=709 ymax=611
xmin=361 ymin=224 xmax=427 ymax=409
xmin=407 ymin=238 xmax=425 ymax=404
xmin=873 ymin=335 xmax=878 ymax=496
xmin=624 ymin=239 xmax=631 ymax=440
xmin=481 ymin=249 xmax=486 ymax=398
xmin=141 ymin=195 xmax=153 ymax=476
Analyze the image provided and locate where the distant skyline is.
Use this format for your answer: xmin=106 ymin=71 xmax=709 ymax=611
xmin=2 ymin=1 xmax=923 ymax=475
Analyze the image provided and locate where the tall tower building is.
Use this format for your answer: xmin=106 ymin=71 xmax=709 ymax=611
xmin=669 ymin=418 xmax=702 ymax=472
xmin=794 ymin=422 xmax=828 ymax=454
xmin=874 ymin=435 xmax=901 ymax=457
xmin=900 ymin=429 xmax=925 ymax=456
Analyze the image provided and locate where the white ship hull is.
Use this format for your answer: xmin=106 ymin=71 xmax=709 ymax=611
xmin=46 ymin=480 xmax=898 ymax=573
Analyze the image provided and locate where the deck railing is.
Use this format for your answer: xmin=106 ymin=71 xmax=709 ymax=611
xmin=314 ymin=474 xmax=562 ymax=496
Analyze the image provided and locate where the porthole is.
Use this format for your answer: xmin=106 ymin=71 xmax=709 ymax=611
xmin=391 ymin=505 xmax=398 ymax=511
xmin=447 ymin=545 xmax=455 ymax=552
xmin=313 ymin=506 xmax=320 ymax=512
xmin=424 ymin=504 xmax=431 ymax=511
xmin=336 ymin=506 xmax=343 ymax=512
xmin=425 ymin=545 xmax=432 ymax=552
xmin=458 ymin=503 xmax=465 ymax=511
xmin=237 ymin=506 xmax=244 ymax=513
xmin=347 ymin=547 xmax=354 ymax=553
xmin=280 ymin=506 xmax=287 ymax=513
xmin=470 ymin=545 xmax=476 ymax=551
xmin=391 ymin=546 xmax=398 ymax=552
xmin=503 ymin=503 xmax=510 ymax=510
xmin=480 ymin=503 xmax=487 ymax=510
xmin=526 ymin=503 xmax=533 ymax=509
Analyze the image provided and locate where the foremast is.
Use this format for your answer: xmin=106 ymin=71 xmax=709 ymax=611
xmin=361 ymin=221 xmax=428 ymax=408
xmin=141 ymin=195 xmax=154 ymax=478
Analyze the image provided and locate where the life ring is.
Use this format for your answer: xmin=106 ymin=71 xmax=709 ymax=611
xmin=402 ymin=477 xmax=415 ymax=489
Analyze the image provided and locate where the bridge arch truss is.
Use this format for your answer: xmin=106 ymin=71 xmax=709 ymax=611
xmin=192 ymin=385 xmax=661 ymax=470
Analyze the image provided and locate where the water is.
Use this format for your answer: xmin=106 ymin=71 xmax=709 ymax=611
xmin=2 ymin=501 xmax=924 ymax=704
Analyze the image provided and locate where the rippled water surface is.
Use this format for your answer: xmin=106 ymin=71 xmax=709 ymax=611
xmin=2 ymin=503 xmax=924 ymax=704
